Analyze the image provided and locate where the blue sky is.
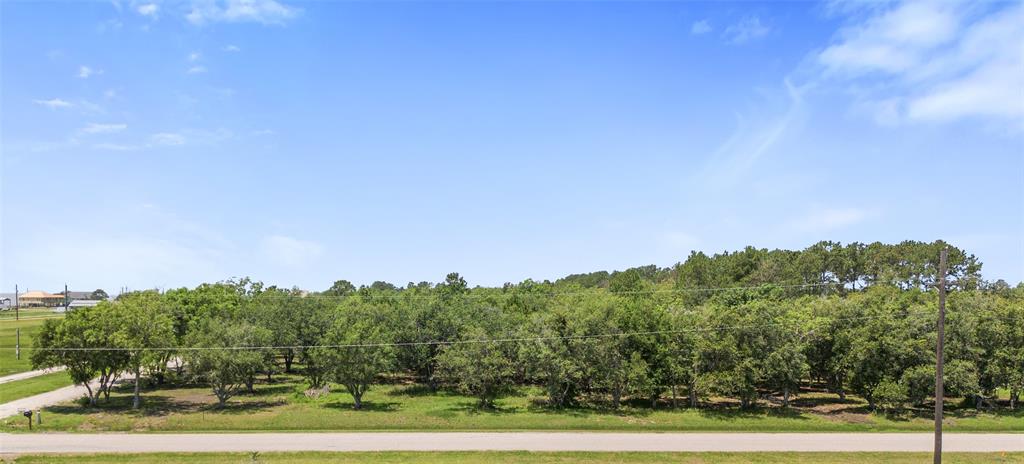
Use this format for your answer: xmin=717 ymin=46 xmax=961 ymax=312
xmin=2 ymin=0 xmax=1022 ymax=293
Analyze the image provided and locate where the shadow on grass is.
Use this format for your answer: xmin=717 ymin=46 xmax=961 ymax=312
xmin=446 ymin=400 xmax=522 ymax=415
xmin=387 ymin=384 xmax=462 ymax=398
xmin=696 ymin=404 xmax=811 ymax=422
xmin=325 ymin=400 xmax=401 ymax=412
xmin=198 ymin=399 xmax=285 ymax=414
xmin=47 ymin=394 xmax=206 ymax=418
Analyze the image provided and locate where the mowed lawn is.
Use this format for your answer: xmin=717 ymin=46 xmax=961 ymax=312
xmin=0 ymin=316 xmax=60 ymax=376
xmin=7 ymin=452 xmax=1024 ymax=464
xmin=2 ymin=373 xmax=1021 ymax=432
xmin=0 ymin=371 xmax=75 ymax=403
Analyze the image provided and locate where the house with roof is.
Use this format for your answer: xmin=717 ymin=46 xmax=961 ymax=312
xmin=17 ymin=291 xmax=66 ymax=307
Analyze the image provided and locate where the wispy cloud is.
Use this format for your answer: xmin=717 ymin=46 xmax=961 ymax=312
xmin=816 ymin=1 xmax=1024 ymax=127
xmin=79 ymin=123 xmax=127 ymax=135
xmin=151 ymin=132 xmax=186 ymax=146
xmin=697 ymin=79 xmax=805 ymax=188
xmin=78 ymin=65 xmax=101 ymax=79
xmin=223 ymin=44 xmax=241 ymax=52
xmin=790 ymin=207 xmax=874 ymax=232
xmin=261 ymin=235 xmax=323 ymax=267
xmin=691 ymin=19 xmax=712 ymax=36
xmin=186 ymin=0 xmax=300 ymax=26
xmin=188 ymin=51 xmax=202 ymax=62
xmin=187 ymin=65 xmax=207 ymax=74
xmin=33 ymin=98 xmax=73 ymax=109
xmin=723 ymin=16 xmax=770 ymax=44
xmin=137 ymin=3 xmax=159 ymax=18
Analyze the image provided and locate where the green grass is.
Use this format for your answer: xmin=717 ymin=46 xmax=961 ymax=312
xmin=0 ymin=371 xmax=75 ymax=403
xmin=2 ymin=373 xmax=1021 ymax=432
xmin=0 ymin=308 xmax=63 ymax=321
xmin=5 ymin=452 xmax=1023 ymax=464
xmin=0 ymin=318 xmax=58 ymax=376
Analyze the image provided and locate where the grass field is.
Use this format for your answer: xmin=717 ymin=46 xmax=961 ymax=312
xmin=0 ymin=308 xmax=63 ymax=321
xmin=5 ymin=452 xmax=1023 ymax=464
xmin=0 ymin=318 xmax=58 ymax=376
xmin=0 ymin=371 xmax=74 ymax=403
xmin=2 ymin=372 xmax=1020 ymax=433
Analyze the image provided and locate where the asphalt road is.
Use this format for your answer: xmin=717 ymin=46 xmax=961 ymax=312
xmin=1 ymin=433 xmax=1022 ymax=454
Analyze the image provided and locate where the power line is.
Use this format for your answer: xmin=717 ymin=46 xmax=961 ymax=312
xmin=16 ymin=310 xmax=938 ymax=353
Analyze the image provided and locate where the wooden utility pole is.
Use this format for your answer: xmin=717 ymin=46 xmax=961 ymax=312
xmin=16 ymin=328 xmax=20 ymax=360
xmin=15 ymin=284 xmax=19 ymax=321
xmin=934 ymin=247 xmax=948 ymax=464
xmin=64 ymin=283 xmax=69 ymax=312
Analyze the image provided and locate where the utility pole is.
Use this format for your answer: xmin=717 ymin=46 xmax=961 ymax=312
xmin=64 ymin=283 xmax=69 ymax=312
xmin=16 ymin=328 xmax=20 ymax=360
xmin=934 ymin=247 xmax=948 ymax=464
xmin=15 ymin=284 xmax=19 ymax=321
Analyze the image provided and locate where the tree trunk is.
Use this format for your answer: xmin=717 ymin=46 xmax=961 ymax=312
xmin=783 ymin=386 xmax=791 ymax=408
xmin=671 ymin=385 xmax=678 ymax=409
xmin=84 ymin=382 xmax=96 ymax=406
xmin=284 ymin=350 xmax=294 ymax=373
xmin=245 ymin=376 xmax=255 ymax=393
xmin=1010 ymin=390 xmax=1018 ymax=410
xmin=353 ymin=392 xmax=362 ymax=410
xmin=688 ymin=383 xmax=698 ymax=408
xmin=132 ymin=367 xmax=142 ymax=409
xmin=612 ymin=388 xmax=621 ymax=410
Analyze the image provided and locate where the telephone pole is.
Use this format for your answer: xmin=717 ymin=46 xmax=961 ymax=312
xmin=934 ymin=247 xmax=948 ymax=464
xmin=14 ymin=284 xmax=19 ymax=321
xmin=64 ymin=283 xmax=69 ymax=312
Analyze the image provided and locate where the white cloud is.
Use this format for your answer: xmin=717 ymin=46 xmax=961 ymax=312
xmin=723 ymin=16 xmax=770 ymax=44
xmin=691 ymin=20 xmax=712 ymax=35
xmin=261 ymin=235 xmax=323 ymax=267
xmin=151 ymin=132 xmax=186 ymax=146
xmin=188 ymin=51 xmax=202 ymax=62
xmin=137 ymin=3 xmax=159 ymax=17
xmin=78 ymin=66 xmax=102 ymax=79
xmin=223 ymin=44 xmax=241 ymax=52
xmin=187 ymin=0 xmax=299 ymax=25
xmin=79 ymin=123 xmax=127 ymax=134
xmin=33 ymin=98 xmax=73 ymax=109
xmin=187 ymin=65 xmax=207 ymax=74
xmin=816 ymin=1 xmax=1024 ymax=127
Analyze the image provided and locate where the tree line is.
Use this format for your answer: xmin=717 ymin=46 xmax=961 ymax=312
xmin=32 ymin=240 xmax=1022 ymax=414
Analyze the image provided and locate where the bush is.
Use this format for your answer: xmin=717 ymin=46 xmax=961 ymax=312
xmin=872 ymin=379 xmax=907 ymax=413
xmin=901 ymin=365 xmax=934 ymax=406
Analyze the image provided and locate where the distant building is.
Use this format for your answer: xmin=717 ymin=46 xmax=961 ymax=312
xmin=17 ymin=290 xmax=65 ymax=307
xmin=60 ymin=291 xmax=94 ymax=300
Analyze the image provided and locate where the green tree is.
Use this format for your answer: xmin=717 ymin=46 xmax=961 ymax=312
xmin=436 ymin=326 xmax=515 ymax=409
xmin=318 ymin=302 xmax=395 ymax=409
xmin=112 ymin=291 xmax=175 ymax=409
xmin=185 ymin=318 xmax=272 ymax=407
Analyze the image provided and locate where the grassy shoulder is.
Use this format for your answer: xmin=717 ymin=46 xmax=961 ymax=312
xmin=0 ymin=371 xmax=75 ymax=403
xmin=1 ymin=373 xmax=1020 ymax=432
xmin=6 ymin=452 xmax=1024 ymax=464
xmin=0 ymin=317 xmax=59 ymax=376
xmin=0 ymin=308 xmax=64 ymax=321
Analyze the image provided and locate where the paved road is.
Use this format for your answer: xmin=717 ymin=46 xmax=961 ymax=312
xmin=1 ymin=433 xmax=1022 ymax=454
xmin=0 ymin=368 xmax=65 ymax=385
